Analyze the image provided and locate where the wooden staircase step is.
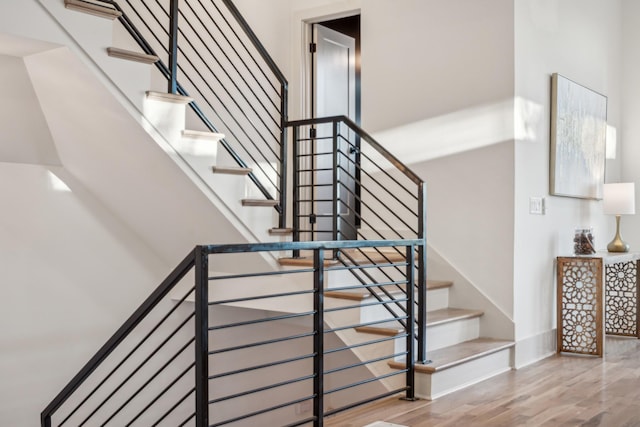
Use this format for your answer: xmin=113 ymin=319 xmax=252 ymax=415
xmin=269 ymin=228 xmax=293 ymax=235
xmin=355 ymin=307 xmax=484 ymax=336
xmin=183 ymin=129 xmax=225 ymax=141
xmin=278 ymin=257 xmax=339 ymax=267
xmin=325 ymin=280 xmax=453 ymax=301
xmin=388 ymin=338 xmax=514 ymax=373
xmin=145 ymin=91 xmax=193 ymax=104
xmin=106 ymin=47 xmax=159 ymax=64
xmin=64 ymin=0 xmax=122 ymax=20
xmin=212 ymin=166 xmax=252 ymax=175
xmin=241 ymin=199 xmax=279 ymax=207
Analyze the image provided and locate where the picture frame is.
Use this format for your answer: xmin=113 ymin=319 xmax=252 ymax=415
xmin=550 ymin=73 xmax=607 ymax=200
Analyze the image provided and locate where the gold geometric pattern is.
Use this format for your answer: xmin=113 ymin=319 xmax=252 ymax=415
xmin=558 ymin=258 xmax=601 ymax=355
xmin=605 ymin=261 xmax=638 ymax=336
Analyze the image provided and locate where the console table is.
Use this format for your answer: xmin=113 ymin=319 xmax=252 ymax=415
xmin=557 ymin=252 xmax=640 ymax=357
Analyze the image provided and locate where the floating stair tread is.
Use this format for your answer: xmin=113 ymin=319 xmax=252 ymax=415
xmin=145 ymin=91 xmax=193 ymax=104
xmin=325 ymin=280 xmax=453 ymax=301
xmin=65 ymin=0 xmax=122 ymax=19
xmin=269 ymin=228 xmax=293 ymax=235
xmin=278 ymin=257 xmax=339 ymax=267
xmin=212 ymin=166 xmax=252 ymax=175
xmin=106 ymin=47 xmax=159 ymax=64
xmin=355 ymin=307 xmax=484 ymax=336
xmin=183 ymin=129 xmax=225 ymax=141
xmin=388 ymin=338 xmax=514 ymax=373
xmin=241 ymin=199 xmax=279 ymax=207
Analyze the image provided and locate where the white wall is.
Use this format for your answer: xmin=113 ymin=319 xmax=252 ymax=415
xmin=514 ymin=0 xmax=623 ymax=366
xmin=621 ymin=0 xmax=640 ymax=246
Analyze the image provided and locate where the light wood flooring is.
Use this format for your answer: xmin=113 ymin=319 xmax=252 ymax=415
xmin=325 ymin=336 xmax=640 ymax=427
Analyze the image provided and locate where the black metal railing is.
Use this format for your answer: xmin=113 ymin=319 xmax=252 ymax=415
xmin=287 ymin=116 xmax=428 ymax=362
xmin=92 ymin=0 xmax=288 ymax=227
xmin=42 ymin=240 xmax=422 ymax=427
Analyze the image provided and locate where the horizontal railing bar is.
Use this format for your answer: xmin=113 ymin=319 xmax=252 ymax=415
xmin=178 ymin=411 xmax=196 ymax=427
xmin=182 ymin=0 xmax=281 ymax=114
xmin=210 ymin=395 xmax=314 ymax=427
xmin=297 ymin=167 xmax=334 ymax=173
xmin=59 ymin=284 xmax=196 ymax=426
xmin=124 ymin=362 xmax=195 ymax=426
xmin=175 ymin=60 xmax=281 ymax=165
xmin=209 ymin=331 xmax=315 ymax=355
xmin=152 ymin=387 xmax=195 ymax=426
xmin=323 ymin=387 xmax=410 ymax=418
xmin=201 ymin=239 xmax=423 ymax=255
xmin=324 ymin=370 xmax=408 ymax=396
xmin=325 ymin=262 xmax=409 ymax=272
xmin=41 ymin=250 xmax=196 ymax=422
xmin=296 ymin=183 xmax=333 ymax=188
xmin=324 ymin=352 xmax=408 ymax=376
xmin=210 ymin=267 xmax=315 ymax=281
xmin=323 ymin=297 xmax=410 ymax=315
xmin=209 ymin=373 xmax=315 ymax=404
xmin=324 ymin=280 xmax=408 ymax=293
xmin=209 ymin=353 xmax=315 ymax=380
xmin=293 ymin=136 xmax=334 ymax=143
xmin=219 ymin=0 xmax=288 ymax=87
xmin=325 ymin=316 xmax=409 ymax=334
xmin=296 ymin=151 xmax=334 ymax=157
xmin=209 ymin=289 xmax=314 ymax=306
xmin=339 ymin=251 xmax=406 ymax=316
xmin=338 ymin=162 xmax=419 ymax=225
xmin=209 ymin=311 xmax=315 ymax=330
xmin=95 ymin=337 xmax=195 ymax=426
xmin=324 ymin=333 xmax=408 ymax=355
xmin=288 ymin=115 xmax=423 ymax=185
xmin=283 ymin=416 xmax=317 ymax=427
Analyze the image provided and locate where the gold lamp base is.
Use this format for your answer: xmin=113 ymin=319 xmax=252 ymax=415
xmin=608 ymin=215 xmax=630 ymax=253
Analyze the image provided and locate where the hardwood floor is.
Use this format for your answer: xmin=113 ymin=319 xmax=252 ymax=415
xmin=325 ymin=337 xmax=640 ymax=427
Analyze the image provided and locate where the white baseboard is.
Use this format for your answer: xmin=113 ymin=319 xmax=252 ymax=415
xmin=514 ymin=329 xmax=556 ymax=369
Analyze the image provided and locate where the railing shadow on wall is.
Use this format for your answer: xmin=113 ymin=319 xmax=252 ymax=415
xmin=41 ymin=239 xmax=423 ymax=427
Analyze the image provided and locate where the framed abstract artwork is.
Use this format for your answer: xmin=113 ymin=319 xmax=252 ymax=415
xmin=550 ymin=73 xmax=607 ymax=199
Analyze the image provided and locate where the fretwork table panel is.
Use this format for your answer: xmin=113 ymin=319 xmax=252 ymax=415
xmin=557 ymin=253 xmax=640 ymax=357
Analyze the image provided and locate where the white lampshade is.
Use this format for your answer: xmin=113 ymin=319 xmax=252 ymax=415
xmin=603 ymin=182 xmax=636 ymax=215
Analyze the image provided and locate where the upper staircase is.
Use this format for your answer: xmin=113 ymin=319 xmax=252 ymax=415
xmin=37 ymin=0 xmax=515 ymax=425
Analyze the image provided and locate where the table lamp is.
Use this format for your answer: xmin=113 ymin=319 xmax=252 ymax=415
xmin=603 ymin=182 xmax=636 ymax=252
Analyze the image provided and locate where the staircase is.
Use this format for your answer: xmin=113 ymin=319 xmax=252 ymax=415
xmin=36 ymin=0 xmax=515 ymax=425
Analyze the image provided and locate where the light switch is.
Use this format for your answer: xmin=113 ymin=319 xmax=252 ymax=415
xmin=529 ymin=197 xmax=545 ymax=215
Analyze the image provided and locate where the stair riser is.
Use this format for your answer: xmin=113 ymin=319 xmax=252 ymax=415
xmin=357 ymin=287 xmax=449 ymax=325
xmin=415 ymin=347 xmax=513 ymax=400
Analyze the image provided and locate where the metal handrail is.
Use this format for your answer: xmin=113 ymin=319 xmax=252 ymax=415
xmin=41 ymin=239 xmax=423 ymax=426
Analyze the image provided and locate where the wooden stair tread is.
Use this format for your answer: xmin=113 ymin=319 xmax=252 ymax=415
xmin=278 ymin=257 xmax=339 ymax=267
xmin=325 ymin=280 xmax=453 ymax=301
xmin=269 ymin=228 xmax=293 ymax=235
xmin=241 ymin=199 xmax=279 ymax=207
xmin=183 ymin=129 xmax=225 ymax=141
xmin=106 ymin=47 xmax=159 ymax=64
xmin=212 ymin=166 xmax=252 ymax=175
xmin=65 ymin=0 xmax=122 ymax=19
xmin=355 ymin=307 xmax=484 ymax=336
xmin=388 ymin=338 xmax=514 ymax=373
xmin=146 ymin=91 xmax=193 ymax=104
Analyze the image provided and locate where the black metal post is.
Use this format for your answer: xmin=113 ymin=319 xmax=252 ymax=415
xmin=332 ymin=120 xmax=339 ymax=257
xmin=404 ymin=245 xmax=416 ymax=400
xmin=279 ymin=83 xmax=289 ymax=230
xmin=194 ymin=246 xmax=209 ymax=427
xmin=292 ymin=125 xmax=300 ymax=258
xmin=168 ymin=0 xmax=179 ymax=94
xmin=313 ymin=249 xmax=325 ymax=427
xmin=417 ymin=183 xmax=428 ymax=363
